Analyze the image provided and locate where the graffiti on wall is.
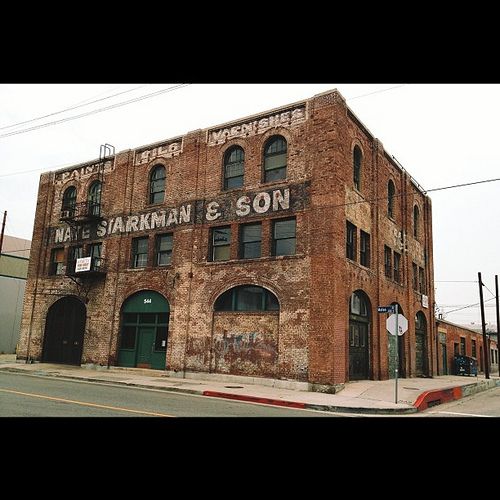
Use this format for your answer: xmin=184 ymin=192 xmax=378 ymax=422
xmin=213 ymin=331 xmax=278 ymax=376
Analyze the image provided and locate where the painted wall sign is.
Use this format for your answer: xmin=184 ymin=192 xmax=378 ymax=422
xmin=51 ymin=183 xmax=309 ymax=244
xmin=207 ymin=106 xmax=306 ymax=145
xmin=54 ymin=160 xmax=114 ymax=185
xmin=134 ymin=139 xmax=183 ymax=166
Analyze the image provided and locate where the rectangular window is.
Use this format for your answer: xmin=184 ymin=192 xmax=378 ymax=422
xmin=68 ymin=245 xmax=83 ymax=274
xmin=495 ymin=350 xmax=498 ymax=364
xmin=460 ymin=337 xmax=466 ymax=356
xmin=132 ymin=237 xmax=149 ymax=268
xmin=454 ymin=343 xmax=459 ymax=356
xmin=419 ymin=267 xmax=426 ymax=294
xmin=155 ymin=234 xmax=173 ymax=266
xmin=346 ymin=221 xmax=357 ymax=261
xmin=360 ymin=230 xmax=370 ymax=267
xmin=472 ymin=339 xmax=477 ymax=358
xmin=154 ymin=326 xmax=168 ymax=351
xmin=120 ymin=325 xmax=137 ymax=350
xmin=211 ymin=226 xmax=231 ymax=261
xmin=384 ymin=245 xmax=392 ymax=279
xmin=240 ymin=223 xmax=262 ymax=259
xmin=272 ymin=218 xmax=296 ymax=256
xmin=50 ymin=248 xmax=65 ymax=275
xmin=393 ymin=251 xmax=402 ymax=284
xmin=491 ymin=349 xmax=494 ymax=364
xmin=89 ymin=243 xmax=102 ymax=271
xmin=412 ymin=263 xmax=418 ymax=291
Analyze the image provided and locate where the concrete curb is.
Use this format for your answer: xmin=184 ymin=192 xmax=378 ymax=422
xmin=413 ymin=379 xmax=498 ymax=411
xmin=202 ymin=390 xmax=307 ymax=409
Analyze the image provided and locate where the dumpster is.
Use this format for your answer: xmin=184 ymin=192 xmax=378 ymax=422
xmin=454 ymin=355 xmax=478 ymax=376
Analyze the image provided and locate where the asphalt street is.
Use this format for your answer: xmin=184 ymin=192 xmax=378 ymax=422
xmin=0 ymin=371 xmax=335 ymax=417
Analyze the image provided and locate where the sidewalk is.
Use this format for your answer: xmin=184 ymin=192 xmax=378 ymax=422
xmin=0 ymin=355 xmax=498 ymax=414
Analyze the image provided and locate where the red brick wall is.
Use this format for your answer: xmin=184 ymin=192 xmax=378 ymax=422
xmin=18 ymin=89 xmax=436 ymax=387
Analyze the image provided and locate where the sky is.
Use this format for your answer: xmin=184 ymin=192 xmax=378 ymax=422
xmin=0 ymin=83 xmax=498 ymax=328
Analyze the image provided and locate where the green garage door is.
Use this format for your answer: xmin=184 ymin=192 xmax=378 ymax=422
xmin=117 ymin=291 xmax=170 ymax=370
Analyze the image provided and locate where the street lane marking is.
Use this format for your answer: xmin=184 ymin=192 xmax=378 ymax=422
xmin=430 ymin=410 xmax=493 ymax=417
xmin=0 ymin=388 xmax=174 ymax=417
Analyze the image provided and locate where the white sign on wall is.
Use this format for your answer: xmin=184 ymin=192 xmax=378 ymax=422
xmin=75 ymin=257 xmax=91 ymax=272
xmin=422 ymin=294 xmax=429 ymax=308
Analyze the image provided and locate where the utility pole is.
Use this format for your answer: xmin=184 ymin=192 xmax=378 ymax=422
xmin=495 ymin=275 xmax=499 ymax=376
xmin=0 ymin=210 xmax=6 ymax=257
xmin=478 ymin=272 xmax=490 ymax=379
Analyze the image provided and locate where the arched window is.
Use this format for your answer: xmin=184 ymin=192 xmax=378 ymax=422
xmin=263 ymin=136 xmax=287 ymax=183
xmin=62 ymin=186 xmax=77 ymax=216
xmin=88 ymin=181 xmax=102 ymax=216
xmin=388 ymin=180 xmax=395 ymax=218
xmin=223 ymin=146 xmax=244 ymax=190
xmin=353 ymin=146 xmax=362 ymax=191
xmin=413 ymin=205 xmax=420 ymax=238
xmin=149 ymin=165 xmax=166 ymax=204
xmin=215 ymin=285 xmax=279 ymax=312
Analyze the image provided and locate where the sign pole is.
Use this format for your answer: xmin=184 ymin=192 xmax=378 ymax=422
xmin=395 ymin=303 xmax=399 ymax=404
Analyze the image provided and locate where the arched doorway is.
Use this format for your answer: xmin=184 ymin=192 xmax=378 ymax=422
xmin=42 ymin=296 xmax=86 ymax=365
xmin=349 ymin=290 xmax=371 ymax=380
xmin=415 ymin=311 xmax=428 ymax=376
xmin=212 ymin=285 xmax=280 ymax=377
xmin=388 ymin=302 xmax=406 ymax=378
xmin=117 ymin=291 xmax=169 ymax=370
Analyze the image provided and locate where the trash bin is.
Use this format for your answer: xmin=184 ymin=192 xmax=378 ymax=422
xmin=454 ymin=355 xmax=478 ymax=376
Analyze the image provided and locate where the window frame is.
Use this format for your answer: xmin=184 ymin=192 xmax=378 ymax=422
xmin=210 ymin=226 xmax=231 ymax=262
xmin=50 ymin=247 xmax=65 ymax=275
xmin=413 ymin=205 xmax=420 ymax=239
xmin=272 ymin=217 xmax=296 ymax=257
xmin=384 ymin=245 xmax=392 ymax=279
xmin=346 ymin=221 xmax=357 ymax=261
xmin=131 ymin=237 xmax=149 ymax=268
xmin=88 ymin=181 xmax=102 ymax=216
xmin=223 ymin=146 xmax=245 ymax=191
xmin=393 ymin=250 xmax=402 ymax=284
xmin=149 ymin=164 xmax=166 ymax=205
xmin=239 ymin=222 xmax=262 ymax=260
xmin=263 ymin=136 xmax=287 ymax=183
xmin=214 ymin=285 xmax=279 ymax=312
xmin=62 ymin=186 xmax=77 ymax=215
xmin=388 ymin=180 xmax=395 ymax=218
xmin=353 ymin=145 xmax=362 ymax=191
xmin=155 ymin=233 xmax=173 ymax=267
xmin=360 ymin=230 xmax=370 ymax=268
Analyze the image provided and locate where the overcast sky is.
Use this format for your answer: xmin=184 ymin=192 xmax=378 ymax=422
xmin=0 ymin=83 xmax=498 ymax=327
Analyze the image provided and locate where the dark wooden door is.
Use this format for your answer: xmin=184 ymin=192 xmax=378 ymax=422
xmin=42 ymin=297 xmax=86 ymax=365
xmin=349 ymin=322 xmax=369 ymax=380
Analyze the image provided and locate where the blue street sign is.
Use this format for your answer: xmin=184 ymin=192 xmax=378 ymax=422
xmin=377 ymin=305 xmax=395 ymax=313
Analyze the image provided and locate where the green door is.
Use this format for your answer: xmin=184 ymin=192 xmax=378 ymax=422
xmin=137 ymin=327 xmax=155 ymax=368
xmin=117 ymin=291 xmax=170 ymax=370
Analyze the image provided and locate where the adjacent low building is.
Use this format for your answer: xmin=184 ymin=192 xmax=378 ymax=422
xmin=0 ymin=235 xmax=30 ymax=353
xmin=17 ymin=88 xmax=435 ymax=390
xmin=436 ymin=318 xmax=498 ymax=375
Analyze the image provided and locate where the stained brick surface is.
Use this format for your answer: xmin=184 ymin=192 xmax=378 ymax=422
xmin=17 ymin=89 xmax=436 ymax=386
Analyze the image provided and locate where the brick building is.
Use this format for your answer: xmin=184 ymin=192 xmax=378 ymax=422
xmin=17 ymin=88 xmax=435 ymax=390
xmin=436 ymin=319 xmax=498 ymax=375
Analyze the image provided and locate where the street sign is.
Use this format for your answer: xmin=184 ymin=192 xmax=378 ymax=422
xmin=378 ymin=305 xmax=395 ymax=313
xmin=386 ymin=314 xmax=408 ymax=336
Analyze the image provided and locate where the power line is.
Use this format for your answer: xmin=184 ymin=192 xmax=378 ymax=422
xmin=444 ymin=296 xmax=496 ymax=314
xmin=347 ymin=84 xmax=406 ymax=101
xmin=0 ymin=84 xmax=190 ymax=140
xmin=331 ymin=176 xmax=500 ymax=208
xmin=0 ymin=84 xmax=149 ymax=131
xmin=435 ymin=280 xmax=478 ymax=283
